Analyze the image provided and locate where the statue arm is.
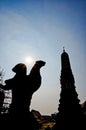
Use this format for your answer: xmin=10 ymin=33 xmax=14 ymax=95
xmin=3 ymin=79 xmax=13 ymax=90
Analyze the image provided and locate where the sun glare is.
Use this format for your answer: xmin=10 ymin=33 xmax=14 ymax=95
xmin=25 ymin=56 xmax=34 ymax=65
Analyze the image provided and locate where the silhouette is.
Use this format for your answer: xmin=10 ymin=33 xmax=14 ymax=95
xmin=4 ymin=63 xmax=27 ymax=116
xmin=0 ymin=63 xmax=27 ymax=128
xmin=24 ymin=60 xmax=46 ymax=129
xmin=26 ymin=60 xmax=46 ymax=112
xmin=1 ymin=60 xmax=46 ymax=129
xmin=53 ymin=49 xmax=84 ymax=130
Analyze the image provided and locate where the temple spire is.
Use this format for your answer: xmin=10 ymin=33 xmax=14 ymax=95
xmin=53 ymin=50 xmax=83 ymax=130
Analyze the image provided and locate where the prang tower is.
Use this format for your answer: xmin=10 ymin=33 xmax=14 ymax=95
xmin=53 ymin=49 xmax=83 ymax=130
xmin=58 ymin=49 xmax=81 ymax=116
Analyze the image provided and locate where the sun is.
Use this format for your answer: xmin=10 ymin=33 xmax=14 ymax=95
xmin=25 ymin=56 xmax=34 ymax=65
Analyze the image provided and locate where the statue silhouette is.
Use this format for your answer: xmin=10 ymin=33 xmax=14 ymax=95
xmin=4 ymin=63 xmax=27 ymax=116
xmin=2 ymin=60 xmax=46 ymax=129
xmin=26 ymin=60 xmax=46 ymax=112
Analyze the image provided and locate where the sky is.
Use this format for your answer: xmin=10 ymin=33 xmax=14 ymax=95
xmin=0 ymin=0 xmax=86 ymax=115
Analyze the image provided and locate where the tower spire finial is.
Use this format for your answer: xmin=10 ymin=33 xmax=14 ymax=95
xmin=63 ymin=46 xmax=65 ymax=52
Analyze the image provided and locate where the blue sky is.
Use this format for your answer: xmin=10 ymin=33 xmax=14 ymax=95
xmin=0 ymin=0 xmax=86 ymax=115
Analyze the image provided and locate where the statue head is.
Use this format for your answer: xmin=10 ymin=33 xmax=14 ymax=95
xmin=12 ymin=63 xmax=27 ymax=75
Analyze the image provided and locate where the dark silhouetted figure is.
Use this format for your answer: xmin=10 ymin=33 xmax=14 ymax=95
xmin=4 ymin=63 xmax=27 ymax=116
xmin=1 ymin=63 xmax=27 ymax=129
xmin=24 ymin=60 xmax=46 ymax=129
xmin=2 ymin=60 xmax=45 ymax=129
xmin=26 ymin=60 xmax=46 ymax=112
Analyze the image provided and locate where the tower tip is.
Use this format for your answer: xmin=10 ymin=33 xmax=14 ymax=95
xmin=63 ymin=46 xmax=65 ymax=52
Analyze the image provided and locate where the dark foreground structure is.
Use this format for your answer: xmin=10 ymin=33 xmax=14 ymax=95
xmin=0 ymin=51 xmax=85 ymax=130
xmin=0 ymin=60 xmax=46 ymax=130
xmin=53 ymin=49 xmax=85 ymax=130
